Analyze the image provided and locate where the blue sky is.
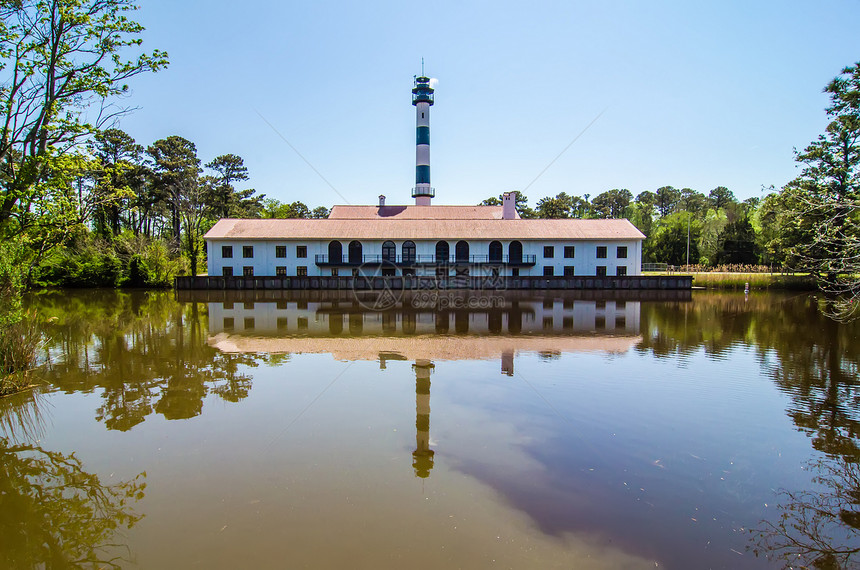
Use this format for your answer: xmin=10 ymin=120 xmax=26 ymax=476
xmin=116 ymin=0 xmax=860 ymax=208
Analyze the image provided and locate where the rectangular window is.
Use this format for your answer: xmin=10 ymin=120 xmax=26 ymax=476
xmin=543 ymin=266 xmax=554 ymax=276
xmin=223 ymin=302 xmax=234 ymax=310
xmin=276 ymin=246 xmax=287 ymax=258
xmin=243 ymin=302 xmax=254 ymax=310
xmin=352 ymin=268 xmax=359 ymax=277
xmin=222 ymin=266 xmax=233 ymax=277
xmin=276 ymin=266 xmax=287 ymax=276
xmin=543 ymin=246 xmax=555 ymax=258
xmin=223 ymin=317 xmax=234 ymax=330
xmin=243 ymin=246 xmax=254 ymax=258
xmin=596 ymin=266 xmax=607 ymax=277
xmin=296 ymin=246 xmax=307 ymax=258
xmin=512 ymin=268 xmax=519 ymax=277
xmin=277 ymin=317 xmax=288 ymax=330
xmin=617 ymin=246 xmax=628 ymax=259
xmin=276 ymin=300 xmax=288 ymax=310
xmin=222 ymin=245 xmax=233 ymax=258
xmin=543 ymin=316 xmax=553 ymax=329
xmin=243 ymin=266 xmax=254 ymax=277
xmin=331 ymin=268 xmax=339 ymax=277
xmin=297 ymin=317 xmax=308 ymax=330
xmin=381 ymin=267 xmax=396 ymax=276
xmin=616 ymin=266 xmax=627 ymax=276
xmin=243 ymin=317 xmax=255 ymax=330
xmin=596 ymin=246 xmax=607 ymax=259
xmin=296 ymin=266 xmax=308 ymax=276
xmin=564 ymin=246 xmax=575 ymax=258
xmin=564 ymin=266 xmax=575 ymax=276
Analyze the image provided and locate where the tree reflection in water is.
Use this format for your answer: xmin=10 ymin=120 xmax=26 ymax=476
xmin=637 ymin=293 xmax=860 ymax=567
xmin=0 ymin=393 xmax=146 ymax=569
xmin=34 ymin=289 xmax=260 ymax=430
xmin=753 ymin=456 xmax=860 ymax=569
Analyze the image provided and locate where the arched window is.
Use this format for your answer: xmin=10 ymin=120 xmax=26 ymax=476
xmin=348 ymin=241 xmax=362 ymax=264
xmin=489 ymin=240 xmax=503 ymax=262
xmin=435 ymin=240 xmax=449 ymax=263
xmin=382 ymin=240 xmax=396 ymax=262
xmin=402 ymin=240 xmax=416 ymax=263
xmin=509 ymin=240 xmax=523 ymax=264
xmin=328 ymin=241 xmax=342 ymax=264
xmin=455 ymin=240 xmax=469 ymax=262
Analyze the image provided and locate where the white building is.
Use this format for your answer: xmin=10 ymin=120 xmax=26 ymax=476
xmin=203 ymin=71 xmax=645 ymax=282
xmin=204 ymin=195 xmax=644 ymax=279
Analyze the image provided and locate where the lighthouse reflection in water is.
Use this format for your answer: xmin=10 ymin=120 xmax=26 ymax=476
xmin=205 ymin=290 xmax=644 ymax=479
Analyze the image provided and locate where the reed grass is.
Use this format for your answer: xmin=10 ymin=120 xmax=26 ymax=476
xmin=678 ymin=272 xmax=816 ymax=291
xmin=0 ymin=315 xmax=42 ymax=396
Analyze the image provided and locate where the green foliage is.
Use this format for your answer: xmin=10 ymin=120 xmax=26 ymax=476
xmin=646 ymin=212 xmax=701 ymax=265
xmin=0 ymin=0 xmax=168 ymax=242
xmin=31 ymin=232 xmax=181 ymax=288
xmin=627 ymin=202 xmax=654 ymax=237
xmin=713 ymin=217 xmax=759 ymax=265
xmin=127 ymin=255 xmax=153 ymax=288
xmin=696 ymin=208 xmax=729 ymax=265
xmin=0 ymin=239 xmax=40 ymax=392
xmin=535 ymin=192 xmax=576 ymax=218
xmin=655 ymin=186 xmax=680 ymax=217
xmin=708 ymin=186 xmax=736 ymax=210
xmin=311 ymin=206 xmax=331 ymax=219
xmin=775 ymin=61 xmax=860 ymax=308
xmin=590 ymin=189 xmax=632 ymax=219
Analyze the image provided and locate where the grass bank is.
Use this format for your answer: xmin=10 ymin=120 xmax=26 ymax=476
xmin=651 ymin=272 xmax=817 ymax=291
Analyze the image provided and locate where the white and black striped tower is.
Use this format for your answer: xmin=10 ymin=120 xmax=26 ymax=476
xmin=412 ymin=69 xmax=435 ymax=206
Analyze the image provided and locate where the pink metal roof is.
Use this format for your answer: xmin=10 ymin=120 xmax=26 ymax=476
xmin=205 ymin=218 xmax=645 ymax=241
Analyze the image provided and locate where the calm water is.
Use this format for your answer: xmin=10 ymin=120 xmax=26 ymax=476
xmin=2 ymin=289 xmax=859 ymax=569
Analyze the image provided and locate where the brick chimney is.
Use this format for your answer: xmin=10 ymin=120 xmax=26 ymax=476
xmin=502 ymin=191 xmax=517 ymax=220
xmin=378 ymin=194 xmax=386 ymax=207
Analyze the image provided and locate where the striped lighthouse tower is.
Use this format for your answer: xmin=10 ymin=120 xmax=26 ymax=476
xmin=412 ymin=71 xmax=435 ymax=205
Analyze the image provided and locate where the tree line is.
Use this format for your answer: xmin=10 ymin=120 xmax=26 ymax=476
xmin=480 ymin=185 xmax=765 ymax=267
xmin=31 ymin=129 xmax=331 ymax=288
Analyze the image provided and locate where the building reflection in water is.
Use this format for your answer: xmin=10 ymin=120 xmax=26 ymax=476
xmin=205 ymin=290 xmax=650 ymax=377
xmin=197 ymin=290 xmax=674 ymax=479
xmin=413 ymin=360 xmax=435 ymax=478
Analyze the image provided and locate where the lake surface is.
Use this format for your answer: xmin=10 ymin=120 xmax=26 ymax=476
xmin=2 ymin=289 xmax=859 ymax=569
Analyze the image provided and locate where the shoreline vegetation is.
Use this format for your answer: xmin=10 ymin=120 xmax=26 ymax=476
xmin=660 ymin=272 xmax=816 ymax=291
xmin=645 ymin=265 xmax=818 ymax=290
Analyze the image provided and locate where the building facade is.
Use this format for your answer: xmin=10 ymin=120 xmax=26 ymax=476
xmin=204 ymin=213 xmax=645 ymax=279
